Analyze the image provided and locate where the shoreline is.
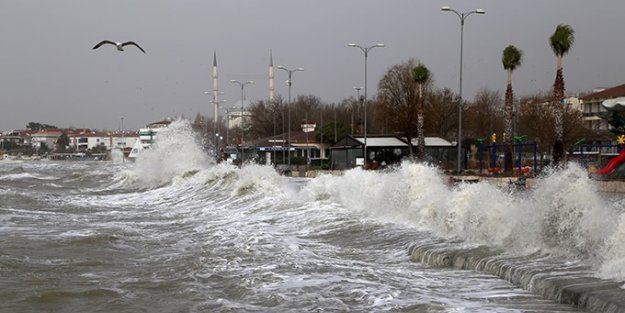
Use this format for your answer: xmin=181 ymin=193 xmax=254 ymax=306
xmin=302 ymin=168 xmax=625 ymax=310
xmin=409 ymin=241 xmax=625 ymax=313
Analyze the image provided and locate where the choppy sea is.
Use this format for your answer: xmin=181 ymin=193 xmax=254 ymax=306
xmin=2 ymin=120 xmax=625 ymax=312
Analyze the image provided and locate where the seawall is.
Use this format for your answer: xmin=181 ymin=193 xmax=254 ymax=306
xmin=409 ymin=241 xmax=625 ymax=313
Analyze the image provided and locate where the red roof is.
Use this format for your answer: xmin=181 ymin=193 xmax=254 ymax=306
xmin=33 ymin=128 xmax=63 ymax=136
xmin=581 ymin=84 xmax=625 ymax=101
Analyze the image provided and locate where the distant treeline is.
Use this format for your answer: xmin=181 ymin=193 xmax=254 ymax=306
xmin=26 ymin=122 xmax=58 ymax=131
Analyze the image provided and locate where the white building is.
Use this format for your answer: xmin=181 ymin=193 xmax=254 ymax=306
xmin=226 ymin=100 xmax=252 ymax=129
xmin=580 ymin=84 xmax=625 ymax=131
xmin=30 ymin=129 xmax=62 ymax=150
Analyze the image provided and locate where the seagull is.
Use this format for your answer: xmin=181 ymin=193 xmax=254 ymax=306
xmin=92 ymin=40 xmax=146 ymax=53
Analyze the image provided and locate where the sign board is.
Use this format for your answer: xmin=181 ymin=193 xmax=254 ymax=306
xmin=355 ymin=157 xmax=364 ymax=166
xmin=301 ymin=123 xmax=316 ymax=133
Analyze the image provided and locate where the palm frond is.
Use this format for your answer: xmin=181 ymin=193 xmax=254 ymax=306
xmin=502 ymin=45 xmax=523 ymax=71
xmin=549 ymin=24 xmax=575 ymax=56
xmin=413 ymin=64 xmax=431 ymax=84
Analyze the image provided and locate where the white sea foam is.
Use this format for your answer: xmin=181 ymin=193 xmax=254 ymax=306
xmin=230 ymin=164 xmax=286 ymax=197
xmin=531 ymin=164 xmax=619 ymax=258
xmin=109 ymin=148 xmax=125 ymax=164
xmin=123 ymin=119 xmax=214 ymax=188
xmin=4 ymin=153 xmax=623 ymax=310
xmin=600 ymin=213 xmax=625 ymax=283
xmin=90 ymin=119 xmax=625 ymax=282
xmin=0 ymin=172 xmax=58 ymax=181
xmin=301 ymin=161 xmax=625 ymax=281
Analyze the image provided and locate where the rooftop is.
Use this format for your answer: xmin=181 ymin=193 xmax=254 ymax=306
xmin=581 ymin=83 xmax=625 ymax=101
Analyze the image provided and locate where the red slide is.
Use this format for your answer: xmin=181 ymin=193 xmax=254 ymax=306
xmin=595 ymin=149 xmax=625 ymax=175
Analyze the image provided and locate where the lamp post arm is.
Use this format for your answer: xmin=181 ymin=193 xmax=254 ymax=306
xmin=348 ymin=43 xmax=384 ymax=168
xmin=448 ymin=8 xmax=463 ymax=21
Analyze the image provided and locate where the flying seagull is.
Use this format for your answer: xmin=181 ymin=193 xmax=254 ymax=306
xmin=92 ymin=40 xmax=146 ymax=53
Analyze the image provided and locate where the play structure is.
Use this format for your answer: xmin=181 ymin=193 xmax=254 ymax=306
xmin=585 ymin=97 xmax=625 ymax=178
xmin=594 ymin=149 xmax=625 ymax=175
xmin=476 ymin=135 xmax=538 ymax=176
xmin=577 ymin=143 xmax=625 ymax=178
xmin=477 ymin=143 xmax=537 ymax=175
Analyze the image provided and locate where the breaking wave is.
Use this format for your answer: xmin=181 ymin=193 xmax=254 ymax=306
xmin=106 ymin=119 xmax=625 ymax=284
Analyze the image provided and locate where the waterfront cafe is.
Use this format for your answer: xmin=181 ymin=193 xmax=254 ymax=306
xmin=252 ymin=130 xmax=328 ymax=167
xmin=330 ymin=135 xmax=454 ymax=170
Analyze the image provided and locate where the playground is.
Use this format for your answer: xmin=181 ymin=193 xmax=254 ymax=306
xmin=469 ymin=137 xmax=625 ymax=180
xmin=468 ymin=96 xmax=625 ymax=180
xmin=577 ymin=143 xmax=625 ymax=179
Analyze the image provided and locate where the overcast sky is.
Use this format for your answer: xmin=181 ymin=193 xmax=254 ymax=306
xmin=2 ymin=1 xmax=624 ymax=131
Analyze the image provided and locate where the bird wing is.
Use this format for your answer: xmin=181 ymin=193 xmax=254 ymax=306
xmin=121 ymin=41 xmax=146 ymax=53
xmin=92 ymin=40 xmax=117 ymax=50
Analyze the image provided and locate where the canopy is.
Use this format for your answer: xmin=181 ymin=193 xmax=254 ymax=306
xmin=601 ymin=97 xmax=625 ymax=111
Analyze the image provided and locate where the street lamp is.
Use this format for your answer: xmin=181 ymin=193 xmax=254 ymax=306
xmin=121 ymin=117 xmax=125 ymax=163
xmin=224 ymin=107 xmax=233 ymax=149
xmin=230 ymin=79 xmax=254 ymax=164
xmin=276 ymin=65 xmax=304 ymax=169
xmin=204 ymin=91 xmax=226 ymax=156
xmin=348 ymin=43 xmax=384 ymax=168
xmin=441 ymin=5 xmax=485 ymax=173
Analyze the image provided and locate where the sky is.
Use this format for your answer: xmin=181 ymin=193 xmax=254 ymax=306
xmin=2 ymin=0 xmax=625 ymax=131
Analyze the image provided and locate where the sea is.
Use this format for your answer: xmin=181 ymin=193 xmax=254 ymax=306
xmin=2 ymin=120 xmax=625 ymax=313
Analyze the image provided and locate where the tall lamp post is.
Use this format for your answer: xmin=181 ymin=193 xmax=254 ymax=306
xmin=348 ymin=43 xmax=384 ymax=168
xmin=230 ymin=80 xmax=254 ymax=164
xmin=441 ymin=5 xmax=485 ymax=173
xmin=121 ymin=117 xmax=125 ymax=163
xmin=276 ymin=65 xmax=304 ymax=169
xmin=204 ymin=91 xmax=226 ymax=156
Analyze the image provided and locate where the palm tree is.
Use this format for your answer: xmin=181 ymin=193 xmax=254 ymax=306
xmin=549 ymin=24 xmax=575 ymax=165
xmin=502 ymin=45 xmax=523 ymax=173
xmin=413 ymin=63 xmax=431 ymax=160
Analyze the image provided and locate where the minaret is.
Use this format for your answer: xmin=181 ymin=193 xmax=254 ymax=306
xmin=212 ymin=51 xmax=219 ymax=127
xmin=269 ymin=49 xmax=275 ymax=104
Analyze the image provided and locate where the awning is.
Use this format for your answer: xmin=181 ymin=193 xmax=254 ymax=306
xmin=409 ymin=137 xmax=454 ymax=147
xmin=353 ymin=137 xmax=408 ymax=147
xmin=602 ymin=97 xmax=625 ymax=111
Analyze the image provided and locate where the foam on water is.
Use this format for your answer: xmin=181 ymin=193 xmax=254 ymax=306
xmin=123 ymin=119 xmax=215 ymax=188
xmin=534 ymin=165 xmax=617 ymax=254
xmin=5 ymin=147 xmax=624 ymax=311
xmin=69 ymin=121 xmax=625 ymax=284
xmin=601 ymin=213 xmax=625 ymax=284
xmin=301 ymin=162 xmax=625 ymax=282
xmin=109 ymin=148 xmax=125 ymax=164
xmin=0 ymin=172 xmax=58 ymax=181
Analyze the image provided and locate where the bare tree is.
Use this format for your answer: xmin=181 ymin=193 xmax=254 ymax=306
xmin=377 ymin=58 xmax=428 ymax=157
xmin=516 ymin=92 xmax=586 ymax=166
xmin=191 ymin=113 xmax=212 ymax=147
xmin=424 ymin=87 xmax=459 ymax=142
xmin=465 ymin=87 xmax=503 ymax=141
xmin=247 ymin=97 xmax=286 ymax=140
